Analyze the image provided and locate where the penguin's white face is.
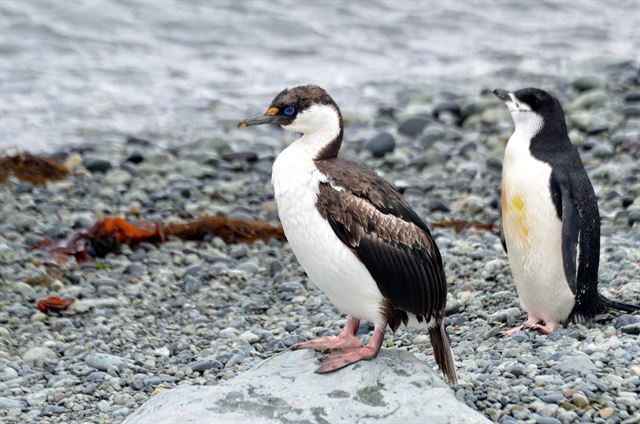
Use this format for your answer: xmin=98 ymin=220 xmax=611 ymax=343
xmin=507 ymin=93 xmax=543 ymax=137
xmin=494 ymin=89 xmax=543 ymax=139
xmin=505 ymin=93 xmax=533 ymax=113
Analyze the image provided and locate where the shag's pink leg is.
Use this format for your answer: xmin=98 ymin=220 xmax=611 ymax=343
xmin=529 ymin=320 xmax=559 ymax=334
xmin=291 ymin=316 xmax=362 ymax=353
xmin=504 ymin=314 xmax=542 ymax=336
xmin=315 ymin=324 xmax=386 ymax=374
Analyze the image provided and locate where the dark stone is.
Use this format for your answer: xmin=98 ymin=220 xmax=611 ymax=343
xmin=398 ymin=117 xmax=431 ymax=136
xmin=629 ymin=209 xmax=640 ymax=226
xmin=622 ymin=106 xmax=640 ymax=118
xmin=43 ymin=405 xmax=66 ymax=415
xmin=421 ymin=127 xmax=444 ymax=143
xmin=229 ymin=246 xmax=247 ymax=259
xmin=14 ymin=182 xmax=32 ymax=194
xmin=269 ymin=260 xmax=284 ymax=276
xmin=433 ymin=101 xmax=461 ymax=120
xmin=622 ymin=196 xmax=634 ymax=208
xmin=73 ymin=215 xmax=94 ymax=229
xmin=50 ymin=151 xmax=69 ymax=162
xmin=170 ymin=185 xmax=191 ymax=199
xmin=620 ymin=322 xmax=640 ymax=335
xmin=614 ymin=314 xmax=639 ymax=329
xmin=24 ymin=234 xmax=45 ymax=247
xmin=126 ymin=137 xmax=152 ymax=146
xmin=221 ymin=152 xmax=258 ymax=162
xmin=376 ymin=106 xmax=396 ymax=119
xmin=403 ymin=188 xmax=423 ymax=197
xmin=125 ymin=263 xmax=144 ymax=277
xmin=284 ymin=323 xmax=298 ymax=332
xmin=356 ymin=321 xmax=375 ymax=336
xmin=184 ymin=276 xmax=202 ymax=295
xmin=279 ymin=281 xmax=304 ymax=292
xmin=511 ymin=332 xmax=528 ymax=343
xmin=508 ymin=364 xmax=527 ymax=377
xmin=267 ymin=340 xmax=287 ymax=352
xmin=131 ymin=374 xmax=149 ymax=390
xmin=364 ymin=132 xmax=395 ymax=158
xmin=535 ymin=417 xmax=561 ymax=424
xmin=190 ymin=358 xmax=224 ymax=372
xmin=428 ymin=199 xmax=450 ymax=213
xmin=121 ymin=162 xmax=141 ymax=176
xmin=86 ymin=371 xmax=108 ymax=382
xmin=83 ymin=156 xmax=112 ymax=173
xmin=571 ymin=75 xmax=605 ymax=92
xmin=127 ymin=151 xmax=144 ymax=164
xmin=93 ymin=277 xmax=121 ymax=287
xmin=183 ymin=264 xmax=203 ymax=278
xmin=586 ymin=120 xmax=610 ymax=135
xmin=624 ymin=91 xmax=640 ymax=102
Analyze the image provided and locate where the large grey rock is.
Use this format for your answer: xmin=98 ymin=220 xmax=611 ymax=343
xmin=124 ymin=349 xmax=489 ymax=424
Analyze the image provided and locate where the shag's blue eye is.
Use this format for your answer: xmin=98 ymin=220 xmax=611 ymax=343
xmin=284 ymin=106 xmax=296 ymax=116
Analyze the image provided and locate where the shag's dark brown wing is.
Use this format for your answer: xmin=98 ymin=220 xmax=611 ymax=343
xmin=314 ymin=158 xmax=447 ymax=327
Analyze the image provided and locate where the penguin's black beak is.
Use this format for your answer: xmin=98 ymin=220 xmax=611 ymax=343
xmin=238 ymin=106 xmax=290 ymax=128
xmin=493 ymin=89 xmax=511 ymax=102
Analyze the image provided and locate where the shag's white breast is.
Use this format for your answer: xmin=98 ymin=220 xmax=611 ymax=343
xmin=502 ymin=129 xmax=575 ymax=323
xmin=272 ymin=142 xmax=385 ymax=325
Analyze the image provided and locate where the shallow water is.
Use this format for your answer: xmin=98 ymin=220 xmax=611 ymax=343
xmin=0 ymin=0 xmax=637 ymax=152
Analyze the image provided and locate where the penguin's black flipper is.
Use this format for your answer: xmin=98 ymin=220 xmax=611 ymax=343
xmin=557 ymin=174 xmax=579 ymax=294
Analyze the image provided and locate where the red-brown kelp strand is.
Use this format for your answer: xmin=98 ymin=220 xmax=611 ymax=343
xmin=164 ymin=216 xmax=286 ymax=243
xmin=38 ymin=216 xmax=285 ymax=263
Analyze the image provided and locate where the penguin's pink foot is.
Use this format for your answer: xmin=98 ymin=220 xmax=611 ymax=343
xmin=529 ymin=321 xmax=558 ymax=334
xmin=291 ymin=315 xmax=362 ymax=353
xmin=504 ymin=325 xmax=524 ymax=336
xmin=315 ymin=324 xmax=386 ymax=374
xmin=291 ymin=335 xmax=362 ymax=353
xmin=504 ymin=315 xmax=542 ymax=336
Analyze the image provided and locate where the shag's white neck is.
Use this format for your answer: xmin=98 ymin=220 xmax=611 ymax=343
xmin=282 ymin=104 xmax=342 ymax=159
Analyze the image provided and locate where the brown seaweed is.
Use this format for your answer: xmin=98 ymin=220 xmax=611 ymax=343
xmin=0 ymin=153 xmax=70 ymax=185
xmin=39 ymin=215 xmax=285 ymax=263
xmin=164 ymin=216 xmax=285 ymax=243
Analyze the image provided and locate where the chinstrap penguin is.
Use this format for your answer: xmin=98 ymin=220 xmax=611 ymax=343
xmin=494 ymin=87 xmax=639 ymax=334
xmin=238 ymin=85 xmax=457 ymax=383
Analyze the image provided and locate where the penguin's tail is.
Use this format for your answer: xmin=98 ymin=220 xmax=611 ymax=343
xmin=570 ymin=287 xmax=639 ymax=323
xmin=601 ymin=294 xmax=640 ymax=313
xmin=428 ymin=318 xmax=457 ymax=385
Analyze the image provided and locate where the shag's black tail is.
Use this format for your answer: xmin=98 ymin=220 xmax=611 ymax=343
xmin=601 ymin=294 xmax=640 ymax=313
xmin=428 ymin=319 xmax=457 ymax=385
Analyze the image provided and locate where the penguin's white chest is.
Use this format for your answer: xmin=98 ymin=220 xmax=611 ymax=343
xmin=271 ymin=144 xmax=385 ymax=325
xmin=502 ymin=133 xmax=575 ymax=323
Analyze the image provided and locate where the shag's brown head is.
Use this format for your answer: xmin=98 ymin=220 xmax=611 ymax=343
xmin=238 ymin=85 xmax=341 ymax=131
xmin=238 ymin=85 xmax=344 ymax=159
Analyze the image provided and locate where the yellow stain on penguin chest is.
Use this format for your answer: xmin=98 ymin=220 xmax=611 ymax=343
xmin=504 ymin=192 xmax=529 ymax=241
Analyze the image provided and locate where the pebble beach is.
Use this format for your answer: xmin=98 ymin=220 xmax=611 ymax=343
xmin=1 ymin=60 xmax=639 ymax=423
